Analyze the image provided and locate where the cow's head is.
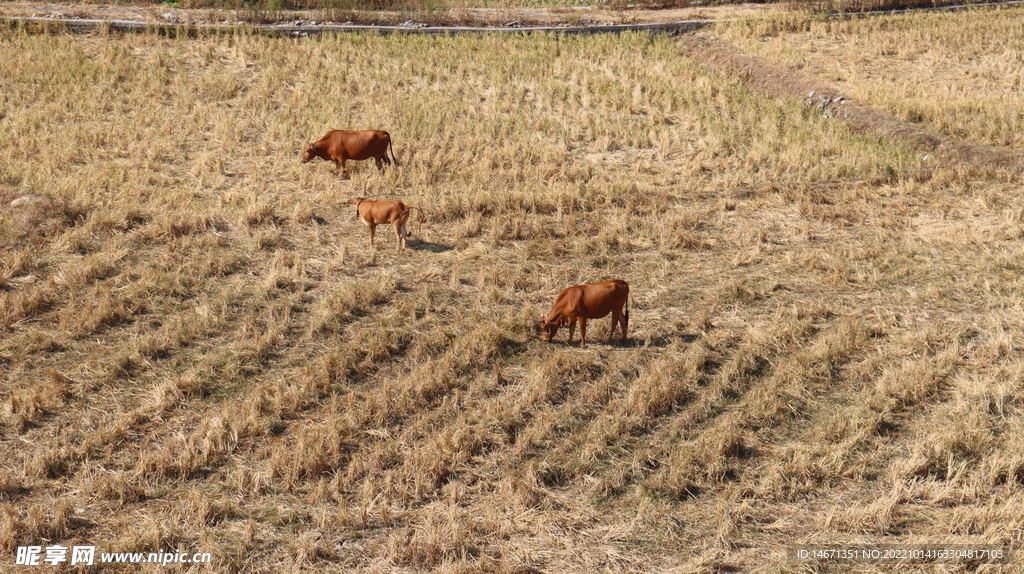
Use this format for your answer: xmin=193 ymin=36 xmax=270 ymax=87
xmin=300 ymin=142 xmax=316 ymax=163
xmin=539 ymin=313 xmax=560 ymax=342
xmin=346 ymin=197 xmax=365 ymax=213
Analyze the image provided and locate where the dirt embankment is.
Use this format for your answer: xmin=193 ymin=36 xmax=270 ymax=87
xmin=679 ymin=30 xmax=1024 ymax=175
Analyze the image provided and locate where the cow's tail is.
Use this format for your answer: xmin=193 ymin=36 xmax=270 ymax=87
xmin=406 ymin=206 xmax=425 ymax=237
xmin=388 ymin=137 xmax=399 ymax=167
xmin=623 ymin=294 xmax=630 ymax=339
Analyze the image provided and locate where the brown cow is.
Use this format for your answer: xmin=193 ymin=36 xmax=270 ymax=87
xmin=301 ymin=130 xmax=398 ymax=175
xmin=347 ymin=197 xmax=424 ymax=251
xmin=540 ymin=279 xmax=629 ymax=348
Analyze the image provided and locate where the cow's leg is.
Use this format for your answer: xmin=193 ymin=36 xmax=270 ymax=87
xmin=579 ymin=318 xmax=588 ymax=348
xmin=566 ymin=319 xmax=576 ymax=345
xmin=375 ymin=156 xmax=384 ymax=171
xmin=621 ymin=308 xmax=629 ymax=342
xmin=367 ymin=223 xmax=376 ymax=249
xmin=338 ymin=159 xmax=349 ymax=178
xmin=392 ymin=221 xmax=404 ymax=251
xmin=608 ymin=310 xmax=620 ymax=343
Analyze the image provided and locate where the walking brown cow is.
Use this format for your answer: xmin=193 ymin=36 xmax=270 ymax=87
xmin=540 ymin=279 xmax=629 ymax=348
xmin=301 ymin=130 xmax=397 ymax=175
xmin=347 ymin=197 xmax=424 ymax=251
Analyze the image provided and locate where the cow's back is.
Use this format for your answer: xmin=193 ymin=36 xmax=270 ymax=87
xmin=324 ymin=130 xmax=390 ymax=161
xmin=580 ymin=280 xmax=629 ymax=317
xmin=358 ymin=199 xmax=408 ymax=225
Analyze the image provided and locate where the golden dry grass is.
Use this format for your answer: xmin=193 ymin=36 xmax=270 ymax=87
xmin=1 ymin=19 xmax=1023 ymax=573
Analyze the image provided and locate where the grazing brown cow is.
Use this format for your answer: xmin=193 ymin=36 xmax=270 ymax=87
xmin=347 ymin=197 xmax=424 ymax=251
xmin=540 ymin=279 xmax=629 ymax=348
xmin=301 ymin=130 xmax=398 ymax=175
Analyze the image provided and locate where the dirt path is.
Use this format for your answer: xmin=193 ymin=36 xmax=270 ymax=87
xmin=678 ymin=30 xmax=1024 ymax=175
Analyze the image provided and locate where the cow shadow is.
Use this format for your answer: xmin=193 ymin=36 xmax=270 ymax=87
xmin=408 ymin=239 xmax=453 ymax=253
xmin=605 ymin=333 xmax=700 ymax=349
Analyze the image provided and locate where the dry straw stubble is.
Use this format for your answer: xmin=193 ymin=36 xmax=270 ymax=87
xmin=1 ymin=18 xmax=1022 ymax=573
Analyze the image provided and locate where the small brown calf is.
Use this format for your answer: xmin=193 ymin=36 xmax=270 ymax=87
xmin=347 ymin=197 xmax=423 ymax=251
